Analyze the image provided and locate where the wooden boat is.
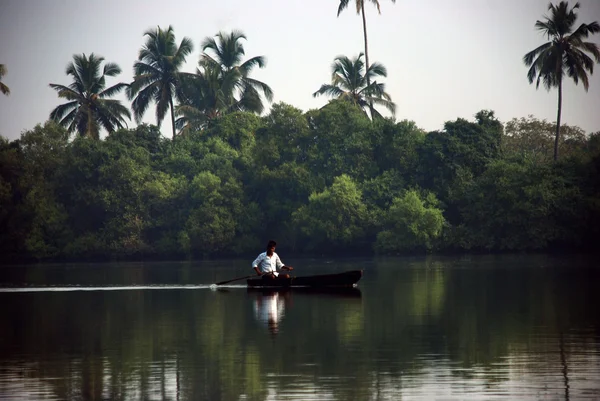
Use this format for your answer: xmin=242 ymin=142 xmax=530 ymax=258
xmin=246 ymin=269 xmax=363 ymax=288
xmin=247 ymin=286 xmax=362 ymax=298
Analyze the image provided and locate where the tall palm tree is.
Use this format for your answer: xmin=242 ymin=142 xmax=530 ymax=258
xmin=524 ymin=1 xmax=599 ymax=161
xmin=200 ymin=30 xmax=273 ymax=115
xmin=313 ymin=53 xmax=395 ymax=119
xmin=128 ymin=25 xmax=193 ymax=140
xmin=337 ymin=0 xmax=396 ymax=116
xmin=49 ymin=54 xmax=130 ymax=139
xmin=0 ymin=64 xmax=10 ymax=96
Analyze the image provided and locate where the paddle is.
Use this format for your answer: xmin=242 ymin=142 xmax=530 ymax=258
xmin=214 ymin=274 xmax=261 ymax=286
xmin=214 ymin=266 xmax=294 ymax=286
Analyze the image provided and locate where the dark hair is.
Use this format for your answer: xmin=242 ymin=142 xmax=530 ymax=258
xmin=267 ymin=240 xmax=277 ymax=248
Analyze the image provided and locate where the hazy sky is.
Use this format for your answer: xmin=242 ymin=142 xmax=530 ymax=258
xmin=1 ymin=0 xmax=599 ymax=141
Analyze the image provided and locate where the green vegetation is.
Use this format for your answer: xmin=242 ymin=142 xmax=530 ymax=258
xmin=1 ymin=100 xmax=600 ymax=262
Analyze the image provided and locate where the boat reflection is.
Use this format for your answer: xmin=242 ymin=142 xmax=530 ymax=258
xmin=247 ymin=286 xmax=362 ymax=298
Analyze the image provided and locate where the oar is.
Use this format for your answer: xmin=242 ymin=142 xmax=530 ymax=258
xmin=214 ymin=274 xmax=260 ymax=286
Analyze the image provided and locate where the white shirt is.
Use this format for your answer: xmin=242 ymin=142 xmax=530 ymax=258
xmin=252 ymin=251 xmax=284 ymax=275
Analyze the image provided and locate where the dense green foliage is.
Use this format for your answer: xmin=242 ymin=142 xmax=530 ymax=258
xmin=1 ymin=101 xmax=599 ymax=262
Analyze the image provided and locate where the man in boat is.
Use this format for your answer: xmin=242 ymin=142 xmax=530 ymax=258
xmin=252 ymin=240 xmax=294 ymax=280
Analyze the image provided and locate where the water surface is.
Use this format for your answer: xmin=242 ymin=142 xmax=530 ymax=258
xmin=0 ymin=254 xmax=598 ymax=400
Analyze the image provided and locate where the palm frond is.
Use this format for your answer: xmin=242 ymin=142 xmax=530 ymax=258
xmin=50 ymin=100 xmax=79 ymax=121
xmin=570 ymin=21 xmax=600 ymax=42
xmin=239 ymin=55 xmax=267 ymax=75
xmin=173 ymin=36 xmax=194 ymax=67
xmin=237 ymin=84 xmax=264 ymax=114
xmin=95 ymin=99 xmax=131 ymax=132
xmin=564 ymin=50 xmax=591 ymax=90
xmin=579 ymin=41 xmax=600 ymax=63
xmin=131 ymin=81 xmax=159 ymax=122
xmin=365 ymin=94 xmax=396 ymax=115
xmin=0 ymin=64 xmax=9 ymax=96
xmin=337 ymin=0 xmax=351 ymax=16
xmin=99 ymin=82 xmax=129 ymax=98
xmin=49 ymin=83 xmax=81 ymax=100
xmin=103 ymin=62 xmax=122 ymax=77
xmin=128 ymin=73 xmax=158 ymax=98
xmin=313 ymin=84 xmax=345 ymax=98
xmin=132 ymin=60 xmax=163 ymax=77
xmin=100 ymin=99 xmax=132 ymax=122
xmin=368 ymin=0 xmax=382 ymax=14
xmin=59 ymin=107 xmax=80 ymax=133
xmin=366 ymin=61 xmax=387 ymax=79
xmin=243 ymin=77 xmax=274 ymax=102
xmin=523 ymin=42 xmax=553 ymax=66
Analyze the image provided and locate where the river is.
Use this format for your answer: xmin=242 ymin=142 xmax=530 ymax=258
xmin=0 ymin=254 xmax=598 ymax=400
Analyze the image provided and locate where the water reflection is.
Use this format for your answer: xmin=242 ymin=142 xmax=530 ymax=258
xmin=249 ymin=288 xmax=362 ymax=337
xmin=252 ymin=291 xmax=289 ymax=336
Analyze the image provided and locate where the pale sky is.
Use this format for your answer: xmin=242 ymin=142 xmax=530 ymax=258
xmin=1 ymin=0 xmax=599 ymax=141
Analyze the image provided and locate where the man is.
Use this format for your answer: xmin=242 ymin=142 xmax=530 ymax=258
xmin=252 ymin=240 xmax=294 ymax=279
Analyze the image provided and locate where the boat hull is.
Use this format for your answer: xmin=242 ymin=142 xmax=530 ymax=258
xmin=247 ymin=286 xmax=362 ymax=298
xmin=246 ymin=270 xmax=363 ymax=288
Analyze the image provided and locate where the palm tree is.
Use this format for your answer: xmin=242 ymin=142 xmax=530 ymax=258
xmin=0 ymin=64 xmax=11 ymax=96
xmin=128 ymin=25 xmax=193 ymax=140
xmin=524 ymin=1 xmax=599 ymax=161
xmin=337 ymin=0 xmax=396 ymax=116
xmin=313 ymin=53 xmax=395 ymax=119
xmin=200 ymin=30 xmax=273 ymax=115
xmin=175 ymin=63 xmax=239 ymax=134
xmin=49 ymin=54 xmax=131 ymax=139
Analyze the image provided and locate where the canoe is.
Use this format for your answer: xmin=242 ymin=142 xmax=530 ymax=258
xmin=247 ymin=286 xmax=362 ymax=298
xmin=246 ymin=269 xmax=363 ymax=288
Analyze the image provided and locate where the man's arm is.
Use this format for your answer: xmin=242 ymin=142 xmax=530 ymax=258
xmin=276 ymin=255 xmax=293 ymax=271
xmin=252 ymin=254 xmax=264 ymax=275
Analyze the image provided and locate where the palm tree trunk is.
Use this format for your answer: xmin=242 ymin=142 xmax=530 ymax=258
xmin=170 ymin=97 xmax=176 ymax=140
xmin=554 ymin=78 xmax=562 ymax=161
xmin=86 ymin=106 xmax=95 ymax=139
xmin=361 ymin=2 xmax=375 ymax=119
